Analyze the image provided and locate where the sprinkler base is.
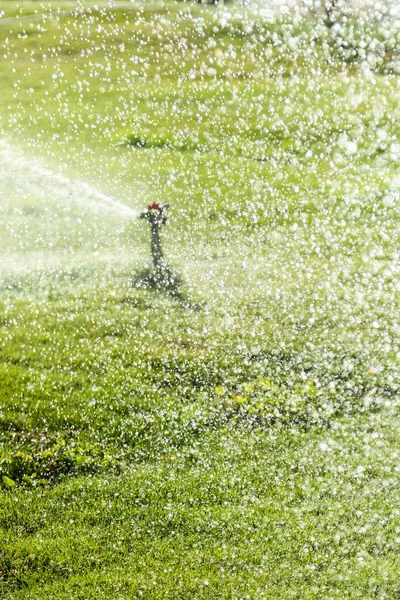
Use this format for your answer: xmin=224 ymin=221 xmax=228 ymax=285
xmin=132 ymin=262 xmax=182 ymax=293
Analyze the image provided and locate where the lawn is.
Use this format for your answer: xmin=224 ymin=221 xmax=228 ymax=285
xmin=1 ymin=1 xmax=400 ymax=597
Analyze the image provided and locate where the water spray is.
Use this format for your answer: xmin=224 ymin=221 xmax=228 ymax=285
xmin=0 ymin=139 xmax=137 ymax=220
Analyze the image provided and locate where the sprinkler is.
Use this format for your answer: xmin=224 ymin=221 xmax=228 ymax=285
xmin=140 ymin=202 xmax=169 ymax=270
xmin=135 ymin=201 xmax=181 ymax=294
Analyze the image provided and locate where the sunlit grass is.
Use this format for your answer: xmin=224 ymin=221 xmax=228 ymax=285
xmin=1 ymin=1 xmax=400 ymax=598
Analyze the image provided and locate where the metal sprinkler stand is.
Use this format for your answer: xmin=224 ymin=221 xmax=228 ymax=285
xmin=135 ymin=202 xmax=196 ymax=307
xmin=136 ymin=201 xmax=182 ymax=294
xmin=140 ymin=202 xmax=169 ymax=271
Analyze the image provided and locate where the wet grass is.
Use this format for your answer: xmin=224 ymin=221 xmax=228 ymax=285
xmin=2 ymin=416 xmax=400 ymax=599
xmin=1 ymin=1 xmax=400 ymax=598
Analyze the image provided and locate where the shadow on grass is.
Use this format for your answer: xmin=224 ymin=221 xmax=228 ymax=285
xmin=131 ymin=264 xmax=202 ymax=310
xmin=124 ymin=134 xmax=200 ymax=152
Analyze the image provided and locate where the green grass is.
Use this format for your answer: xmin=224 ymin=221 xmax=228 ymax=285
xmin=1 ymin=1 xmax=400 ymax=597
xmin=2 ymin=416 xmax=400 ymax=599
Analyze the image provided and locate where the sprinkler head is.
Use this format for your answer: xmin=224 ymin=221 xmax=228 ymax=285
xmin=147 ymin=202 xmax=161 ymax=211
xmin=140 ymin=202 xmax=169 ymax=225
